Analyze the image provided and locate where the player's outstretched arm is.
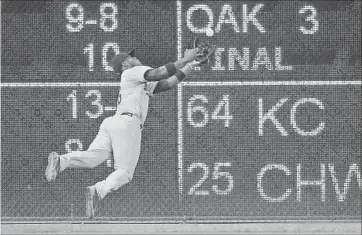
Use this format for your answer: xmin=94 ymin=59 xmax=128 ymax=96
xmin=144 ymin=49 xmax=199 ymax=81
xmin=153 ymin=61 xmax=198 ymax=94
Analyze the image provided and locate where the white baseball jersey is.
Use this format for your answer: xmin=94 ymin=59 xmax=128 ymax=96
xmin=116 ymin=66 xmax=158 ymax=124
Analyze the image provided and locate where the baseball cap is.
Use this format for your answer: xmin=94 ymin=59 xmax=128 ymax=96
xmin=111 ymin=49 xmax=135 ymax=74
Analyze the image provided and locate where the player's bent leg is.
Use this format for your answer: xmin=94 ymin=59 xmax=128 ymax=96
xmin=84 ymin=116 xmax=140 ymax=218
xmin=93 ymin=168 xmax=132 ymax=200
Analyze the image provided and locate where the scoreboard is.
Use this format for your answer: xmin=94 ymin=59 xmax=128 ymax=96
xmin=179 ymin=81 xmax=361 ymax=218
xmin=1 ymin=0 xmax=361 ymax=220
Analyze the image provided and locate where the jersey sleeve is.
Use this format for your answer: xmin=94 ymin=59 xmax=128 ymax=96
xmin=122 ymin=66 xmax=153 ymax=83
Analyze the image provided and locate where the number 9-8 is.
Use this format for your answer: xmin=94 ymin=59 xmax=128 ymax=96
xmin=66 ymin=3 xmax=118 ymax=32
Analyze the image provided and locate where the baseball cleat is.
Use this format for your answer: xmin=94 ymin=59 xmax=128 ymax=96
xmin=86 ymin=186 xmax=100 ymax=219
xmin=45 ymin=152 xmax=60 ymax=182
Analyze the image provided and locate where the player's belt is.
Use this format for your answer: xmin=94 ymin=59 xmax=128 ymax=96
xmin=121 ymin=112 xmax=133 ymax=117
xmin=121 ymin=112 xmax=143 ymax=129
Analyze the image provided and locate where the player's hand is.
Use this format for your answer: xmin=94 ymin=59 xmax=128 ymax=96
xmin=187 ymin=60 xmax=201 ymax=68
xmin=183 ymin=48 xmax=200 ymax=62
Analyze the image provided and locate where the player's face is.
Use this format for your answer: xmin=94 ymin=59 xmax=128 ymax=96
xmin=122 ymin=56 xmax=142 ymax=71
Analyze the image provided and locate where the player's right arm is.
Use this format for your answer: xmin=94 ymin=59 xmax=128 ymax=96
xmin=153 ymin=62 xmax=197 ymax=94
xmin=144 ymin=49 xmax=199 ymax=81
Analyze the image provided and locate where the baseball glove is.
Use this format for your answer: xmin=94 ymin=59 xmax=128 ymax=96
xmin=193 ymin=36 xmax=216 ymax=66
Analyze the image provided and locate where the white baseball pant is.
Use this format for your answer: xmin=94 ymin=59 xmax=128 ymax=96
xmin=59 ymin=114 xmax=142 ymax=200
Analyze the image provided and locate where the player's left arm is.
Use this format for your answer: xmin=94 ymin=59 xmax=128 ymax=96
xmin=153 ymin=62 xmax=196 ymax=94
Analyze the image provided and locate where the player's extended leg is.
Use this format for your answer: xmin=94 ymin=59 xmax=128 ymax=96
xmin=45 ymin=117 xmax=113 ymax=182
xmin=86 ymin=115 xmax=142 ymax=218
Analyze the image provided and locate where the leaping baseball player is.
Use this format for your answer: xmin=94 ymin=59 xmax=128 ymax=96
xmin=45 ymin=47 xmax=206 ymax=219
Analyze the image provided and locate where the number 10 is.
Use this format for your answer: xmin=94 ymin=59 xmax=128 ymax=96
xmin=84 ymin=43 xmax=120 ymax=71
